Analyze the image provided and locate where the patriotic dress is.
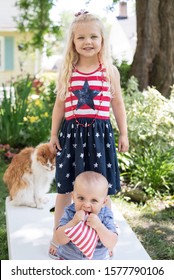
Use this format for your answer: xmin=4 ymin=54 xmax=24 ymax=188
xmin=56 ymin=64 xmax=120 ymax=194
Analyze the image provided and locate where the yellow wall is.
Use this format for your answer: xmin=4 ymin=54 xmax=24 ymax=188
xmin=0 ymin=31 xmax=41 ymax=84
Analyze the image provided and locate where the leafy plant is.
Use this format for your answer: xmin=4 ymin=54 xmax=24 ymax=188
xmin=0 ymin=75 xmax=56 ymax=147
xmin=22 ymin=80 xmax=56 ymax=146
xmin=0 ymin=158 xmax=9 ymax=260
xmin=0 ymin=75 xmax=33 ymax=146
xmin=118 ymin=146 xmax=174 ymax=196
xmin=113 ymin=59 xmax=131 ymax=91
xmin=14 ymin=0 xmax=63 ymax=55
xmin=112 ymin=77 xmax=174 ymax=197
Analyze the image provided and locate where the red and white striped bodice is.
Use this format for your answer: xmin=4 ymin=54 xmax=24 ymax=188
xmin=65 ymin=66 xmax=111 ymax=121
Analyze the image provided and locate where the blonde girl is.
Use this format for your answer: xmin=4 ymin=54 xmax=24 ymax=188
xmin=49 ymin=11 xmax=128 ymax=258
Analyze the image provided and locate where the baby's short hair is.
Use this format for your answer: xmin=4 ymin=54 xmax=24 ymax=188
xmin=74 ymin=171 xmax=108 ymax=196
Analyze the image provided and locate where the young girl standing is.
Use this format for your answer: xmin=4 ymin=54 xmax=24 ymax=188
xmin=49 ymin=11 xmax=129 ymax=258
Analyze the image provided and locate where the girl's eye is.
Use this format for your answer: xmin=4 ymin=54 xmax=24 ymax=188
xmin=78 ymin=196 xmax=84 ymax=201
xmin=77 ymin=37 xmax=84 ymax=40
xmin=91 ymin=35 xmax=98 ymax=39
xmin=91 ymin=199 xmax=98 ymax=203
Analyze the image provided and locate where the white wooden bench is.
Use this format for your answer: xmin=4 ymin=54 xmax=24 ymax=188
xmin=5 ymin=193 xmax=151 ymax=260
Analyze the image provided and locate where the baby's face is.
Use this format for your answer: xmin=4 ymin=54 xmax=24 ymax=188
xmin=73 ymin=182 xmax=107 ymax=215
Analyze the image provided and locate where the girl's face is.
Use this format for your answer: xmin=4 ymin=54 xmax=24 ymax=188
xmin=73 ymin=21 xmax=102 ymax=59
xmin=72 ymin=181 xmax=107 ymax=215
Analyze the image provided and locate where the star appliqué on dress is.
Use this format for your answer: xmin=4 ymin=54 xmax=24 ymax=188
xmin=72 ymin=80 xmax=100 ymax=110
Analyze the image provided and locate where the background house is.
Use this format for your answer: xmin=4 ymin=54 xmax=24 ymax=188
xmin=0 ymin=0 xmax=41 ymax=85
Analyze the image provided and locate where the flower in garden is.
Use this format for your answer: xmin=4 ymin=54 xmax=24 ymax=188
xmin=32 ymin=79 xmax=44 ymax=94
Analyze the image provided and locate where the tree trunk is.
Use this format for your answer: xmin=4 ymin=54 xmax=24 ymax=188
xmin=130 ymin=0 xmax=174 ymax=97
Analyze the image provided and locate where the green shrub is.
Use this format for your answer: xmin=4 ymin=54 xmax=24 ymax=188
xmin=22 ymin=80 xmax=56 ymax=146
xmin=113 ymin=59 xmax=131 ymax=91
xmin=126 ymin=83 xmax=174 ymax=151
xmin=112 ymin=77 xmax=174 ymax=196
xmin=0 ymin=75 xmax=56 ymax=147
xmin=118 ymin=146 xmax=174 ymax=196
xmin=0 ymin=75 xmax=33 ymax=146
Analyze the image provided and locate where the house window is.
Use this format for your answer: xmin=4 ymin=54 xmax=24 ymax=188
xmin=0 ymin=36 xmax=14 ymax=71
xmin=0 ymin=37 xmax=4 ymax=71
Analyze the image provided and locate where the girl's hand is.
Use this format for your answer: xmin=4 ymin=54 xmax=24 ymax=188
xmin=86 ymin=213 xmax=102 ymax=230
xmin=72 ymin=210 xmax=86 ymax=225
xmin=49 ymin=135 xmax=62 ymax=153
xmin=118 ymin=134 xmax=129 ymax=153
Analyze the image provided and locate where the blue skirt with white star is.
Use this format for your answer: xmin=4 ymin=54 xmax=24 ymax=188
xmin=55 ymin=118 xmax=120 ymax=195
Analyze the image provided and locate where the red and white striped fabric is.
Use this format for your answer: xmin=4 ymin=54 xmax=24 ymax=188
xmin=65 ymin=67 xmax=111 ymax=121
xmin=64 ymin=220 xmax=99 ymax=260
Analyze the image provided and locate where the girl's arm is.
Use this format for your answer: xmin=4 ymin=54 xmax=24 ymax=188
xmin=86 ymin=214 xmax=118 ymax=250
xmin=49 ymin=94 xmax=65 ymax=153
xmin=111 ymin=66 xmax=129 ymax=152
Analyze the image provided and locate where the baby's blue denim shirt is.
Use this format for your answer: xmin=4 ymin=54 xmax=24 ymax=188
xmin=57 ymin=203 xmax=117 ymax=260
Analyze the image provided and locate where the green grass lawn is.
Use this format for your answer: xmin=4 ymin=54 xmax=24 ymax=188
xmin=114 ymin=197 xmax=174 ymax=260
xmin=0 ymin=158 xmax=173 ymax=260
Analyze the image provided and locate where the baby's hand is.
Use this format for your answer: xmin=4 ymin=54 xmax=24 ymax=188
xmin=72 ymin=210 xmax=85 ymax=225
xmin=86 ymin=213 xmax=101 ymax=230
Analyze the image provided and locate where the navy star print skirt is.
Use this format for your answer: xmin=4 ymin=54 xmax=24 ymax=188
xmin=56 ymin=118 xmax=120 ymax=195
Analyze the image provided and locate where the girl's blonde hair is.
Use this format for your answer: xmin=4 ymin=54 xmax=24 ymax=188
xmin=57 ymin=12 xmax=116 ymax=100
